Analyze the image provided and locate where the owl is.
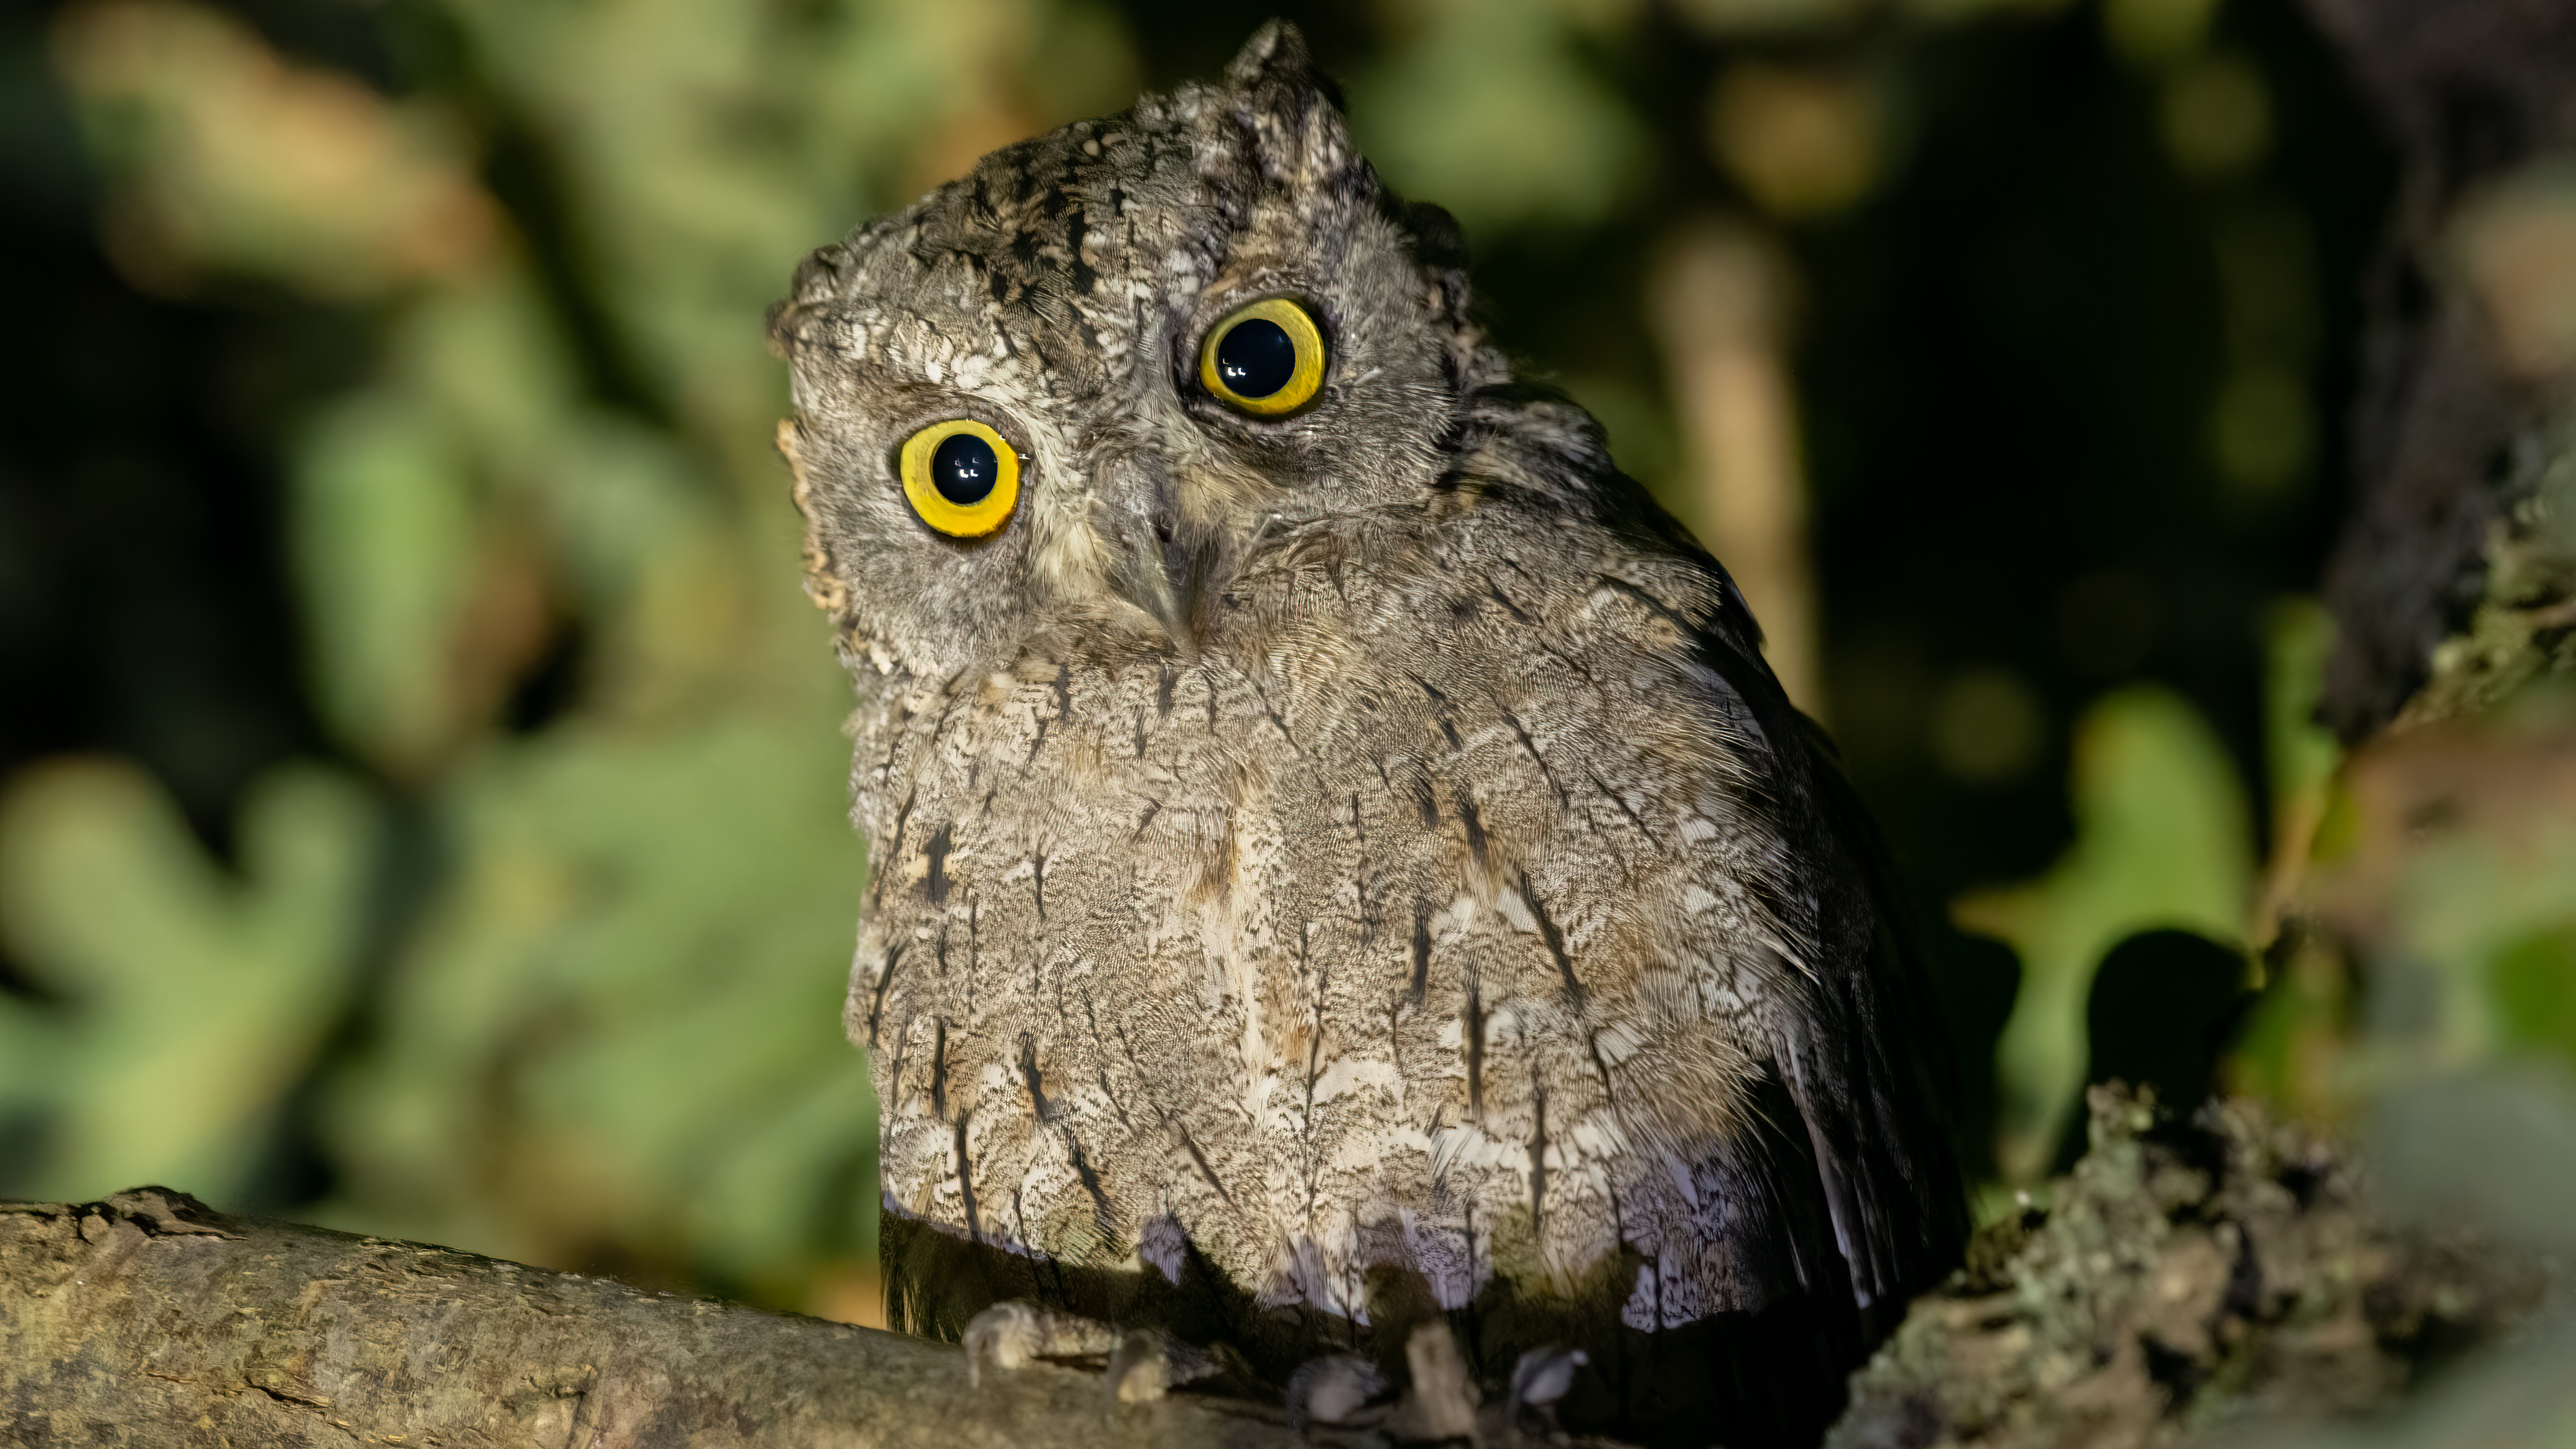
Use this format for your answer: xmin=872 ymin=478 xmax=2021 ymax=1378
xmin=767 ymin=23 xmax=1965 ymax=1444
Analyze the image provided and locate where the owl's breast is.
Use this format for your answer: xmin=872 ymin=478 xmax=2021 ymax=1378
xmin=849 ymin=527 xmax=1837 ymax=1329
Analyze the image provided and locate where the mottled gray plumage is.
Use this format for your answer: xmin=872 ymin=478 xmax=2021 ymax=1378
xmin=769 ymin=23 xmax=1962 ymax=1441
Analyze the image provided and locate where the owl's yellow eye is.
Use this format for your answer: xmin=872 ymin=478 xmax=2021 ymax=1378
xmin=1197 ymin=298 xmax=1327 ymax=416
xmin=899 ymin=419 xmax=1022 ymax=537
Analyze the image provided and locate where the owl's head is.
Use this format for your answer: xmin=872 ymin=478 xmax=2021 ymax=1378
xmin=768 ymin=22 xmax=1499 ymax=683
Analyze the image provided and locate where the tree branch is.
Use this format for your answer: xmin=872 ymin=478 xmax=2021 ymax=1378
xmin=1 ymin=1187 xmax=1306 ymax=1448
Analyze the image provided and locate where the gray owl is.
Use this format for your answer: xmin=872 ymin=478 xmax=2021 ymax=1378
xmin=768 ymin=23 xmax=1964 ymax=1444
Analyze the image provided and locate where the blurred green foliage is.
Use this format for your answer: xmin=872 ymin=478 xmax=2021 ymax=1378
xmin=2 ymin=0 xmax=2567 ymax=1377
xmin=1350 ymin=0 xmax=1648 ymax=231
xmin=2273 ymin=684 xmax=2576 ymax=1449
xmin=0 ymin=0 xmax=1184 ymax=1310
xmin=0 ymin=758 xmax=374 ymax=1205
xmin=1953 ymin=686 xmax=2252 ymax=1184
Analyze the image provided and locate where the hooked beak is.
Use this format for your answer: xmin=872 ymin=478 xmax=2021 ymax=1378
xmin=1097 ymin=460 xmax=1219 ymax=651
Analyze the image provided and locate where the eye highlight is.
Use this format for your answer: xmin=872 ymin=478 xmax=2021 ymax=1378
xmin=898 ymin=419 xmax=1022 ymax=537
xmin=1197 ymin=298 xmax=1326 ymax=416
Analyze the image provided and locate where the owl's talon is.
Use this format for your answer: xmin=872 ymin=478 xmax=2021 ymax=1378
xmin=1389 ymin=1321 xmax=1482 ymax=1442
xmin=1105 ymin=1326 xmax=1224 ymax=1405
xmin=1506 ymin=1345 xmax=1589 ymax=1428
xmin=962 ymin=1300 xmax=1120 ymax=1389
xmin=1285 ymin=1352 xmax=1389 ymax=1434
xmin=1107 ymin=1328 xmax=1169 ymax=1405
xmin=962 ymin=1301 xmax=1038 ymax=1389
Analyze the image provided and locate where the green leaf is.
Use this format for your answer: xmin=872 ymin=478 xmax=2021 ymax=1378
xmin=1955 ymin=687 xmax=2253 ymax=1181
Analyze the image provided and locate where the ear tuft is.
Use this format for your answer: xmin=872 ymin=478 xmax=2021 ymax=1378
xmin=1219 ymin=21 xmax=1360 ymax=193
xmin=1226 ymin=20 xmax=1346 ymax=113
xmin=1226 ymin=20 xmax=1325 ymax=97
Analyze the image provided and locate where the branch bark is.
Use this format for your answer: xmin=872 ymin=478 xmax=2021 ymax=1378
xmin=1 ymin=1187 xmax=1305 ymax=1448
xmin=2301 ymin=0 xmax=2576 ymax=740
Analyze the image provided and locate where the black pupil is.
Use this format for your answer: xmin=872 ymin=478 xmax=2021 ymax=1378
xmin=1216 ymin=317 xmax=1297 ymax=398
xmin=930 ymin=431 xmax=998 ymax=506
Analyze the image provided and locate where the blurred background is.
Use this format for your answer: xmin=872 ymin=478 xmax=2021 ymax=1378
xmin=2 ymin=0 xmax=2563 ymax=1337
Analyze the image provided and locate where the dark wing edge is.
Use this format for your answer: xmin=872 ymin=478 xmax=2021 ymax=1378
xmin=1782 ymin=708 xmax=1973 ymax=1309
xmin=1708 ymin=609 xmax=1972 ymax=1313
xmin=1600 ymin=465 xmax=1973 ymax=1318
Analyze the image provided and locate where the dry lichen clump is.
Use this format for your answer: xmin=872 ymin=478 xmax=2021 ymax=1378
xmin=1829 ymin=1085 xmax=2532 ymax=1449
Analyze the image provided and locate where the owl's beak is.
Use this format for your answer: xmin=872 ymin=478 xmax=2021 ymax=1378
xmin=1095 ymin=462 xmax=1218 ymax=651
xmin=1104 ymin=514 xmax=1215 ymax=650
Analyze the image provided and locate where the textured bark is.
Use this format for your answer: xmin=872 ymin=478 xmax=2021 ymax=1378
xmin=2301 ymin=0 xmax=2576 ymax=741
xmin=0 ymin=1187 xmax=1307 ymax=1449
xmin=1825 ymin=1089 xmax=2536 ymax=1449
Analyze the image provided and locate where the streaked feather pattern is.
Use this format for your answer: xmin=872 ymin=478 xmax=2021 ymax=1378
xmin=771 ymin=22 xmax=1965 ymax=1442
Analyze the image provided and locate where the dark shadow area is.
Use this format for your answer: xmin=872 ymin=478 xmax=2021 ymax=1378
xmin=2059 ymin=927 xmax=2255 ymax=1170
xmin=1929 ymin=932 xmax=2021 ymax=1175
